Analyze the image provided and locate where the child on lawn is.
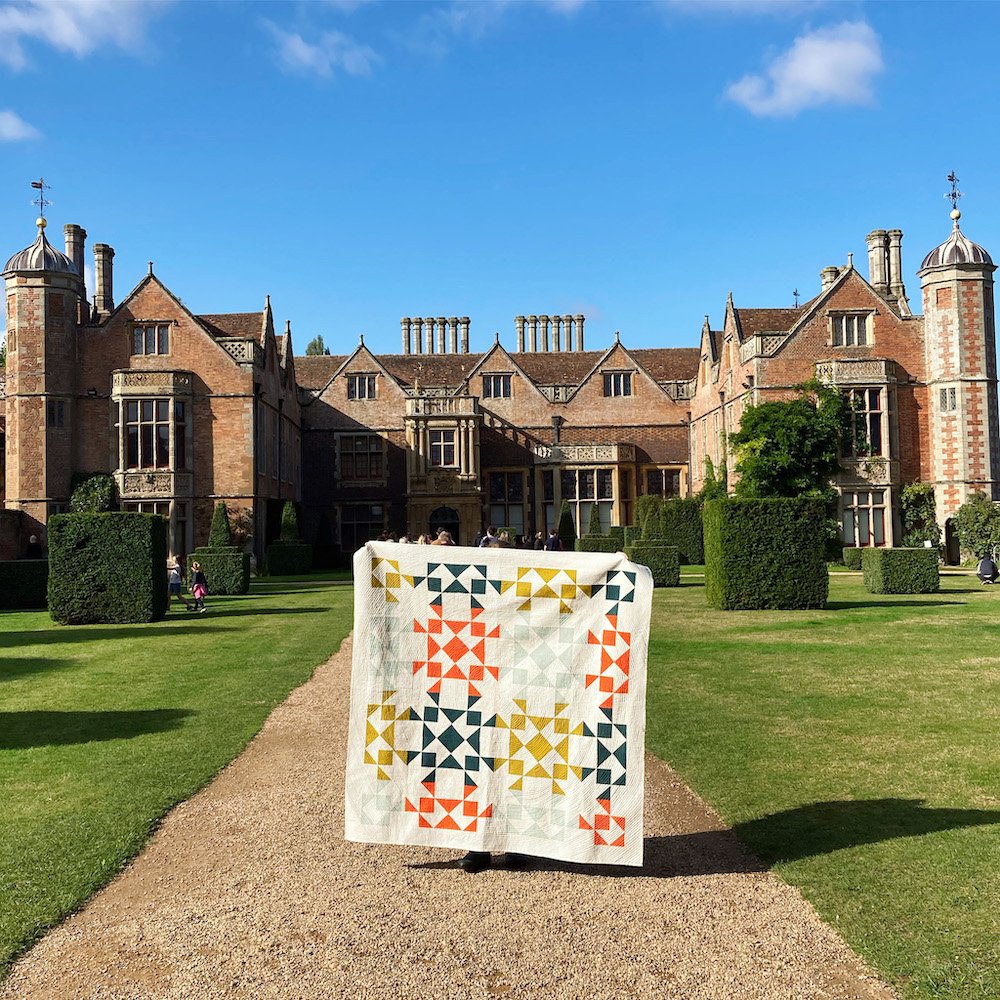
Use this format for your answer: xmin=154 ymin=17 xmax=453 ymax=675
xmin=190 ymin=561 xmax=209 ymax=613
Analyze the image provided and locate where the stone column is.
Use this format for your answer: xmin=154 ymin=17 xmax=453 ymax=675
xmin=563 ymin=315 xmax=574 ymax=351
xmin=425 ymin=317 xmax=435 ymax=354
xmin=401 ymin=317 xmax=412 ymax=354
xmin=529 ymin=315 xmax=538 ymax=353
xmin=553 ymin=315 xmax=562 ymax=352
xmin=865 ymin=230 xmax=888 ymax=295
xmin=413 ymin=318 xmax=424 ymax=354
xmin=575 ymin=314 xmax=585 ymax=351
xmin=540 ymin=315 xmax=550 ymax=352
xmin=460 ymin=317 xmax=470 ymax=353
xmin=887 ymin=230 xmax=906 ymax=300
xmin=448 ymin=317 xmax=459 ymax=353
xmin=516 ymin=316 xmax=526 ymax=353
xmin=437 ymin=316 xmax=447 ymax=354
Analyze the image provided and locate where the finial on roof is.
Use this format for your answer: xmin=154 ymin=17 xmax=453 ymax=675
xmin=148 ymin=261 xmax=154 ymax=275
xmin=285 ymin=320 xmax=291 ymax=335
xmin=946 ymin=171 xmax=964 ymax=225
xmin=614 ymin=330 xmax=620 ymax=343
xmin=265 ymin=294 xmax=271 ymax=308
xmin=495 ymin=331 xmax=500 ymax=343
xmin=726 ymin=291 xmax=734 ymax=306
xmin=359 ymin=333 xmax=365 ymax=346
xmin=30 ymin=177 xmax=51 ymax=230
xmin=793 ymin=288 xmax=800 ymax=307
xmin=847 ymin=252 xmax=854 ymax=269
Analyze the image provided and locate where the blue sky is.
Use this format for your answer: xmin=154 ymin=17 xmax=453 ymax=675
xmin=1 ymin=0 xmax=998 ymax=357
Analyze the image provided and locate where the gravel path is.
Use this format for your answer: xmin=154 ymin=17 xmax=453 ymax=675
xmin=1 ymin=637 xmax=896 ymax=1000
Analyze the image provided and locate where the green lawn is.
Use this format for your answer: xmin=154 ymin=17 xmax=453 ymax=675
xmin=3 ymin=571 xmax=998 ymax=998
xmin=646 ymin=573 xmax=1000 ymax=1000
xmin=0 ymin=582 xmax=353 ymax=976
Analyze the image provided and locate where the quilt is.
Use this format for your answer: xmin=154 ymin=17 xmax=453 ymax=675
xmin=345 ymin=541 xmax=652 ymax=866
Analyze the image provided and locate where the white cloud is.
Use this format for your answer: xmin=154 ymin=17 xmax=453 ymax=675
xmin=725 ymin=21 xmax=884 ymax=117
xmin=263 ymin=20 xmax=380 ymax=77
xmin=0 ymin=0 xmax=169 ymax=71
xmin=0 ymin=109 xmax=40 ymax=140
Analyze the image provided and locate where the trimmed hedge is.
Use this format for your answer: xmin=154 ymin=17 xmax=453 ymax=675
xmin=703 ymin=498 xmax=829 ymax=610
xmin=265 ymin=540 xmax=313 ymax=576
xmin=862 ymin=547 xmax=939 ymax=594
xmin=576 ymin=535 xmax=620 ymax=553
xmin=843 ymin=546 xmax=864 ymax=570
xmin=208 ymin=501 xmax=234 ymax=548
xmin=48 ymin=513 xmax=168 ymax=624
xmin=607 ymin=525 xmax=625 ymax=547
xmin=0 ymin=560 xmax=48 ymax=610
xmin=624 ymin=542 xmax=680 ymax=587
xmin=624 ymin=525 xmax=642 ymax=547
xmin=657 ymin=498 xmax=704 ymax=564
xmin=193 ymin=547 xmax=251 ymax=595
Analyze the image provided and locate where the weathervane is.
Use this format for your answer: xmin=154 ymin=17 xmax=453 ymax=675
xmin=30 ymin=177 xmax=51 ymax=220
xmin=946 ymin=171 xmax=963 ymax=216
xmin=793 ymin=288 xmax=800 ymax=307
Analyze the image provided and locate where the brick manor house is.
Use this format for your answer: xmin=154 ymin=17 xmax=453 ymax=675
xmin=2 ymin=203 xmax=998 ymax=563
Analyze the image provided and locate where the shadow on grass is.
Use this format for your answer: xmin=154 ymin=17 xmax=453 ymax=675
xmin=826 ymin=599 xmax=966 ymax=609
xmin=0 ymin=709 xmax=194 ymax=749
xmin=0 ymin=656 xmax=75 ymax=682
xmin=192 ymin=606 xmax=329 ymax=618
xmin=0 ymin=625 xmax=228 ymax=648
xmin=411 ymin=799 xmax=1000 ymax=879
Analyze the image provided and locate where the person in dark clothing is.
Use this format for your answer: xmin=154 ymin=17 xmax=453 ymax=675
xmin=977 ymin=554 xmax=998 ymax=584
xmin=25 ymin=534 xmax=44 ymax=559
xmin=533 ymin=531 xmax=545 ymax=550
xmin=544 ymin=528 xmax=561 ymax=551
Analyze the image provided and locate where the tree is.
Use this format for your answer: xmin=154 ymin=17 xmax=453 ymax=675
xmin=728 ymin=379 xmax=850 ymax=500
xmin=587 ymin=503 xmax=602 ymax=536
xmin=696 ymin=456 xmax=728 ymax=504
xmin=69 ymin=473 xmax=119 ymax=513
xmin=305 ymin=335 xmax=331 ymax=356
xmin=208 ymin=501 xmax=234 ymax=548
xmin=0 ymin=339 xmax=6 ymax=369
xmin=954 ymin=492 xmax=1000 ymax=558
xmin=557 ymin=500 xmax=576 ymax=551
xmin=899 ymin=482 xmax=942 ymax=549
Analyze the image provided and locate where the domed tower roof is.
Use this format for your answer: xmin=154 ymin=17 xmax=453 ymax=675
xmin=2 ymin=218 xmax=79 ymax=278
xmin=919 ymin=211 xmax=994 ymax=271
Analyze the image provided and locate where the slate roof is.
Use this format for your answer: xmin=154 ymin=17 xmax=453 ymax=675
xmin=381 ymin=353 xmax=486 ymax=390
xmin=295 ymin=355 xmax=347 ymax=390
xmin=196 ymin=312 xmax=264 ymax=340
xmin=630 ymin=348 xmax=700 ymax=381
xmin=734 ymin=307 xmax=804 ymax=338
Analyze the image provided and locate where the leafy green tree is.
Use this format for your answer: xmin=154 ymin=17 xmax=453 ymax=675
xmin=899 ymin=482 xmax=942 ymax=549
xmin=69 ymin=474 xmax=119 ymax=513
xmin=696 ymin=456 xmax=728 ymax=504
xmin=207 ymin=501 xmax=234 ymax=548
xmin=587 ymin=503 xmax=602 ymax=536
xmin=557 ymin=500 xmax=576 ymax=551
xmin=0 ymin=339 xmax=6 ymax=368
xmin=729 ymin=379 xmax=850 ymax=500
xmin=280 ymin=501 xmax=301 ymax=541
xmin=305 ymin=335 xmax=331 ymax=356
xmin=954 ymin=492 xmax=1000 ymax=558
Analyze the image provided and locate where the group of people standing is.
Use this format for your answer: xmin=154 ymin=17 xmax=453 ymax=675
xmin=167 ymin=557 xmax=209 ymax=613
xmin=375 ymin=527 xmax=567 ymax=551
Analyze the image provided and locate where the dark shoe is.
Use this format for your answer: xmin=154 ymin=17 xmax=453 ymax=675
xmin=460 ymin=851 xmax=490 ymax=873
xmin=500 ymin=852 xmax=530 ymax=870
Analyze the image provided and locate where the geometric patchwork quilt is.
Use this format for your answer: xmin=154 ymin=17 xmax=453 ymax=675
xmin=345 ymin=541 xmax=653 ymax=866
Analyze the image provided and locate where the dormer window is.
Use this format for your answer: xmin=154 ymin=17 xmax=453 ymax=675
xmin=132 ymin=323 xmax=170 ymax=356
xmin=603 ymin=372 xmax=633 ymax=397
xmin=831 ymin=313 xmax=870 ymax=347
xmin=482 ymin=373 xmax=512 ymax=399
xmin=347 ymin=374 xmax=377 ymax=400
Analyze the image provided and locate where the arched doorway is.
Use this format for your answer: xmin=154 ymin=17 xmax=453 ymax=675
xmin=429 ymin=506 xmax=460 ymax=545
xmin=944 ymin=517 xmax=961 ymax=565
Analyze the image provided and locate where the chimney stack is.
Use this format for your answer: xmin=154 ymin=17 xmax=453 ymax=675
xmin=820 ymin=266 xmax=840 ymax=292
xmin=575 ymin=314 xmax=585 ymax=350
xmin=93 ymin=243 xmax=115 ymax=317
xmin=516 ymin=316 xmax=526 ymax=352
xmin=460 ymin=317 xmax=470 ymax=353
xmin=866 ymin=229 xmax=889 ymax=295
xmin=64 ymin=224 xmax=88 ymax=321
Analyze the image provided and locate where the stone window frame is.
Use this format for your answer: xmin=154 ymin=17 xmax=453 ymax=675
xmin=482 ymin=373 xmax=512 ymax=399
xmin=485 ymin=467 xmax=527 ymax=533
xmin=46 ymin=399 xmax=66 ymax=429
xmin=347 ymin=373 xmax=378 ymax=400
xmin=844 ymin=386 xmax=885 ymax=459
xmin=829 ymin=311 xmax=873 ymax=348
xmin=428 ymin=428 xmax=458 ymax=468
xmin=131 ymin=322 xmax=172 ymax=357
xmin=643 ymin=465 xmax=683 ymax=499
xmin=841 ymin=488 xmax=888 ymax=547
xmin=337 ymin=432 xmax=387 ymax=486
xmin=939 ymin=386 xmax=958 ymax=413
xmin=603 ymin=371 xmax=634 ymax=397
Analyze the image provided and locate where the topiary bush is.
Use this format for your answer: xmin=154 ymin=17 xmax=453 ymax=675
xmin=193 ymin=548 xmax=250 ymax=595
xmin=624 ymin=542 xmax=680 ymax=587
xmin=862 ymin=547 xmax=939 ymax=594
xmin=265 ymin=541 xmax=313 ymax=576
xmin=843 ymin=547 xmax=864 ymax=570
xmin=634 ymin=494 xmax=662 ymax=539
xmin=657 ymin=498 xmax=704 ymax=564
xmin=69 ymin=473 xmax=119 ymax=513
xmin=208 ymin=501 xmax=234 ymax=548
xmin=624 ymin=525 xmax=642 ymax=547
xmin=576 ymin=535 xmax=620 ymax=553
xmin=703 ymin=498 xmax=828 ymax=610
xmin=587 ymin=504 xmax=602 ymax=537
xmin=607 ymin=525 xmax=625 ymax=548
xmin=0 ymin=560 xmax=48 ymax=609
xmin=47 ymin=513 xmax=168 ymax=624
xmin=558 ymin=500 xmax=576 ymax=552
xmin=280 ymin=501 xmax=301 ymax=541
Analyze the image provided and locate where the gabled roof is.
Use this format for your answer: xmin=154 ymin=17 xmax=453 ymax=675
xmin=631 ymin=348 xmax=700 ymax=382
xmin=295 ymin=355 xmax=346 ymax=391
xmin=380 ymin=353 xmax=484 ymax=390
xmin=733 ymin=307 xmax=804 ymax=339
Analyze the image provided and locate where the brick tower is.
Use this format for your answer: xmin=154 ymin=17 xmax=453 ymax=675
xmin=918 ymin=205 xmax=1000 ymax=527
xmin=2 ymin=216 xmax=85 ymax=537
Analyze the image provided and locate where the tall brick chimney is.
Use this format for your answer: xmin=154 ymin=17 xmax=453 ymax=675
xmin=93 ymin=242 xmax=114 ymax=317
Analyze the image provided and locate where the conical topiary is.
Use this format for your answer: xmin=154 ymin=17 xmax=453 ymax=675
xmin=558 ymin=500 xmax=576 ymax=551
xmin=208 ymin=501 xmax=233 ymax=548
xmin=587 ymin=503 xmax=602 ymax=536
xmin=279 ymin=501 xmax=301 ymax=541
